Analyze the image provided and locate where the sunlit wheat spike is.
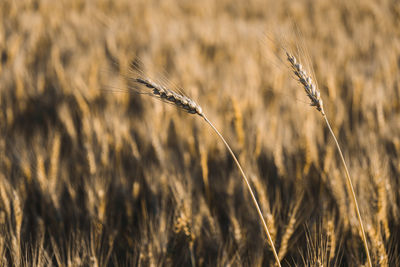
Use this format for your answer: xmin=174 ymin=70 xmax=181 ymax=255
xmin=132 ymin=77 xmax=203 ymax=116
xmin=286 ymin=52 xmax=324 ymax=115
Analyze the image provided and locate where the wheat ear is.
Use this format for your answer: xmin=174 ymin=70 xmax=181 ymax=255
xmin=286 ymin=52 xmax=372 ymax=267
xmin=130 ymin=74 xmax=281 ymax=267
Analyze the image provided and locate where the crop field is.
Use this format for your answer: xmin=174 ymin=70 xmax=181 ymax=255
xmin=0 ymin=0 xmax=399 ymax=266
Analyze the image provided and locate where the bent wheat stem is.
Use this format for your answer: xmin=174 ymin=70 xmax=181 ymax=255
xmin=203 ymin=115 xmax=281 ymax=267
xmin=286 ymin=51 xmax=372 ymax=267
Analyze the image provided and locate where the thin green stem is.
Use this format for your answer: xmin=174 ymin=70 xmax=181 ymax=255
xmin=202 ymin=115 xmax=281 ymax=267
xmin=323 ymin=114 xmax=372 ymax=267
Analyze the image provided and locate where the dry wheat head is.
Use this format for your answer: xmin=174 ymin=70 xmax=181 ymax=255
xmin=134 ymin=77 xmax=203 ymax=116
xmin=286 ymin=52 xmax=325 ymax=115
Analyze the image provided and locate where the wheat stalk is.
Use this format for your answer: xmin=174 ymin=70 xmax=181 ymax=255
xmin=125 ymin=70 xmax=282 ymax=267
xmin=286 ymin=51 xmax=372 ymax=267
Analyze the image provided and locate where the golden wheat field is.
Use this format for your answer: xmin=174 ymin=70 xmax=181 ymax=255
xmin=0 ymin=0 xmax=400 ymax=266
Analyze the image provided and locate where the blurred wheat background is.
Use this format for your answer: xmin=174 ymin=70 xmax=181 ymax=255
xmin=0 ymin=0 xmax=400 ymax=266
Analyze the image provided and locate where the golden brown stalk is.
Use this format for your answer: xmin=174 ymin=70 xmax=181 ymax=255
xmin=278 ymin=201 xmax=301 ymax=260
xmin=128 ymin=72 xmax=281 ymax=267
xmin=286 ymin=51 xmax=372 ymax=267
